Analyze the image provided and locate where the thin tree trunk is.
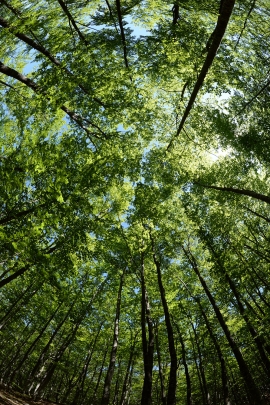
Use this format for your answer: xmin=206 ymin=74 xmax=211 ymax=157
xmin=191 ymin=323 xmax=210 ymax=405
xmin=120 ymin=337 xmax=137 ymax=405
xmin=182 ymin=246 xmax=263 ymax=405
xmin=0 ymin=282 xmax=35 ymax=330
xmin=173 ymin=322 xmax=192 ymax=405
xmin=150 ymin=234 xmax=177 ymax=405
xmin=141 ymin=252 xmax=154 ymax=405
xmin=9 ymin=301 xmax=62 ymax=384
xmin=92 ymin=345 xmax=109 ymax=402
xmin=27 ymin=299 xmax=76 ymax=388
xmin=101 ymin=272 xmax=124 ymax=405
xmin=198 ymin=304 xmax=230 ymax=405
xmin=154 ymin=322 xmax=166 ymax=405
xmin=72 ymin=324 xmax=102 ymax=404
xmin=207 ymin=241 xmax=270 ymax=376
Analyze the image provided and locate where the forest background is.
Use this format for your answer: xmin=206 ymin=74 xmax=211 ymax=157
xmin=0 ymin=0 xmax=270 ymax=404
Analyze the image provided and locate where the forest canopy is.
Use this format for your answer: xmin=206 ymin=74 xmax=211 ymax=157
xmin=1 ymin=0 xmax=270 ymax=404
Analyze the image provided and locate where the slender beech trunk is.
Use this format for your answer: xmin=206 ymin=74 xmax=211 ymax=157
xmin=141 ymin=252 xmax=154 ymax=405
xmin=198 ymin=304 xmax=230 ymax=405
xmin=182 ymin=246 xmax=263 ymax=405
xmin=189 ymin=331 xmax=206 ymax=405
xmin=207 ymin=242 xmax=270 ymax=376
xmin=101 ymin=272 xmax=124 ymax=405
xmin=9 ymin=301 xmax=63 ymax=384
xmin=120 ymin=337 xmax=137 ymax=405
xmin=190 ymin=323 xmax=210 ymax=405
xmin=150 ymin=234 xmax=177 ymax=405
xmin=1 ymin=321 xmax=33 ymax=381
xmin=72 ymin=325 xmax=102 ymax=404
xmin=112 ymin=358 xmax=122 ymax=405
xmin=92 ymin=345 xmax=109 ymax=402
xmin=173 ymin=321 xmax=192 ymax=405
xmin=0 ymin=281 xmax=35 ymax=330
xmin=33 ymin=321 xmax=81 ymax=398
xmin=154 ymin=322 xmax=166 ymax=405
xmin=27 ymin=299 xmax=76 ymax=388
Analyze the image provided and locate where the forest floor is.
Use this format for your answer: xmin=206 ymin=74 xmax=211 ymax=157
xmin=0 ymin=386 xmax=60 ymax=405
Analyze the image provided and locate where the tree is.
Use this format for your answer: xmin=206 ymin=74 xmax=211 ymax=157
xmin=1 ymin=0 xmax=270 ymax=404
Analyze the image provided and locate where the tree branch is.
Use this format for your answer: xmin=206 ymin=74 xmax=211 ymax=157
xmin=167 ymin=0 xmax=235 ymax=150
xmin=194 ymin=182 xmax=270 ymax=204
xmin=57 ymin=0 xmax=89 ymax=46
xmin=0 ymin=61 xmax=107 ymax=138
xmin=115 ymin=0 xmax=129 ymax=68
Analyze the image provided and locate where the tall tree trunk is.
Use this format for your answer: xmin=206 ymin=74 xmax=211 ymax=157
xmin=9 ymin=301 xmax=62 ymax=384
xmin=0 ymin=281 xmax=36 ymax=330
xmin=72 ymin=324 xmax=102 ymax=404
xmin=198 ymin=303 xmax=230 ymax=405
xmin=150 ymin=234 xmax=177 ymax=405
xmin=101 ymin=272 xmax=124 ymax=405
xmin=182 ymin=246 xmax=263 ymax=405
xmin=190 ymin=323 xmax=210 ymax=405
xmin=92 ymin=344 xmax=109 ymax=402
xmin=173 ymin=321 xmax=192 ymax=405
xmin=154 ymin=322 xmax=166 ymax=405
xmin=33 ymin=320 xmax=81 ymax=398
xmin=207 ymin=241 xmax=270 ymax=376
xmin=120 ymin=336 xmax=137 ymax=405
xmin=27 ymin=299 xmax=76 ymax=389
xmin=141 ymin=252 xmax=154 ymax=405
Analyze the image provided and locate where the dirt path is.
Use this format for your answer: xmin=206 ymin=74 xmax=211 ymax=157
xmin=0 ymin=387 xmax=61 ymax=405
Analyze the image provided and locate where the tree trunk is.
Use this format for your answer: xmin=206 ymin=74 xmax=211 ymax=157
xmin=154 ymin=322 xmax=166 ymax=405
xmin=207 ymin=241 xmax=270 ymax=376
xmin=141 ymin=252 xmax=154 ymax=405
xmin=0 ymin=281 xmax=35 ymax=330
xmin=191 ymin=323 xmax=210 ymax=405
xmin=92 ymin=344 xmax=109 ymax=402
xmin=27 ymin=299 xmax=76 ymax=390
xmin=120 ymin=337 xmax=137 ymax=405
xmin=150 ymin=233 xmax=177 ymax=405
xmin=182 ymin=246 xmax=263 ymax=405
xmin=72 ymin=325 xmax=102 ymax=404
xmin=174 ymin=322 xmax=192 ymax=405
xmin=100 ymin=272 xmax=124 ymax=405
xmin=198 ymin=303 xmax=230 ymax=405
xmin=9 ymin=301 xmax=62 ymax=384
